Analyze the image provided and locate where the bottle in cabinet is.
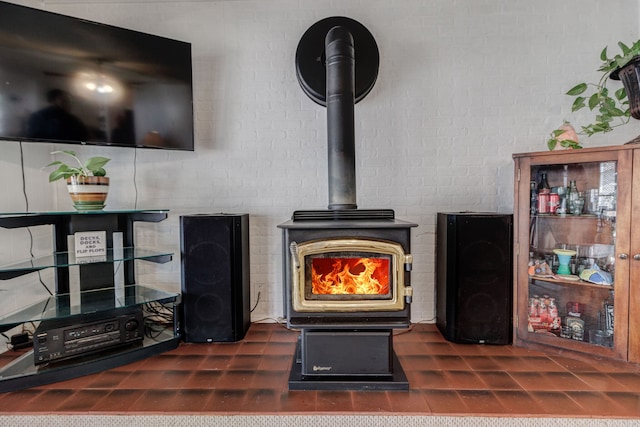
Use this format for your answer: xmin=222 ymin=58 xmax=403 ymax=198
xmin=538 ymin=172 xmax=550 ymax=192
xmin=567 ymin=180 xmax=584 ymax=215
xmin=536 ymin=172 xmax=551 ymax=214
xmin=602 ymin=290 xmax=614 ymax=335
xmin=530 ymin=181 xmax=537 ymax=215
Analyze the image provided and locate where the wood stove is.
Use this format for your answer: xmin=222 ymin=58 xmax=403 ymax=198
xmin=282 ymin=17 xmax=417 ymax=390
xmin=279 ymin=210 xmax=417 ymax=390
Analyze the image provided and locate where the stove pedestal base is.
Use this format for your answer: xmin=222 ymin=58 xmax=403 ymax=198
xmin=288 ymin=330 xmax=409 ymax=391
xmin=288 ymin=344 xmax=408 ymax=391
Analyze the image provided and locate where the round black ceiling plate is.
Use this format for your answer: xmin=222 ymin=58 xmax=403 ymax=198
xmin=295 ymin=16 xmax=379 ymax=106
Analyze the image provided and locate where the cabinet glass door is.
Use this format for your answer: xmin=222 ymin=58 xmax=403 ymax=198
xmin=527 ymin=159 xmax=622 ymax=355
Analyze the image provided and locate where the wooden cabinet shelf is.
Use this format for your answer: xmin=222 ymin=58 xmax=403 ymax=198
xmin=530 ymin=276 xmax=613 ymax=290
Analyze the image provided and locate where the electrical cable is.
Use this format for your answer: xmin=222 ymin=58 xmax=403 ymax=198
xmin=18 ymin=141 xmax=29 ymax=213
xmin=250 ymin=317 xmax=297 ymax=332
xmin=19 ymin=141 xmax=53 ymax=296
xmin=142 ymin=302 xmax=174 ymax=340
xmin=250 ymin=291 xmax=261 ymax=313
xmin=392 ymin=318 xmax=437 ymax=336
xmin=133 ymin=147 xmax=138 ymax=209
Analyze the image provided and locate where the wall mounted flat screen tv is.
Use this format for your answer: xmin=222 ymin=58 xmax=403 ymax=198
xmin=0 ymin=1 xmax=194 ymax=151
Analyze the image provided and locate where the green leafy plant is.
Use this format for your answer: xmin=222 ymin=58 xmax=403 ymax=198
xmin=547 ymin=40 xmax=640 ymax=150
xmin=45 ymin=150 xmax=110 ymax=182
xmin=546 ymin=122 xmax=582 ymax=151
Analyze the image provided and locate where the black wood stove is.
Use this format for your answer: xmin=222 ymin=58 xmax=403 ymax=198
xmin=279 ymin=17 xmax=417 ymax=391
xmin=279 ymin=209 xmax=416 ymax=390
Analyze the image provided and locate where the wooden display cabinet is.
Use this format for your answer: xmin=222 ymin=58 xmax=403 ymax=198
xmin=512 ymin=145 xmax=640 ymax=362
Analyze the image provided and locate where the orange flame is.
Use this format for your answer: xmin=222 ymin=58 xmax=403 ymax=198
xmin=311 ymin=257 xmax=390 ymax=295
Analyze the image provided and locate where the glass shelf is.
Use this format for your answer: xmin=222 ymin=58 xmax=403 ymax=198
xmin=0 ymin=284 xmax=179 ymax=329
xmin=0 ymin=209 xmax=169 ymax=230
xmin=0 ymin=248 xmax=173 ymax=280
xmin=0 ymin=327 xmax=178 ymax=389
xmin=0 ymin=209 xmax=168 ymax=217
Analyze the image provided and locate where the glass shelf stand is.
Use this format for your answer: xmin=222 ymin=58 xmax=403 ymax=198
xmin=0 ymin=210 xmax=180 ymax=392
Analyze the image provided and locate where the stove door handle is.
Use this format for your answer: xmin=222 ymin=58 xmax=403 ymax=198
xmin=404 ymin=254 xmax=413 ymax=271
xmin=404 ymin=286 xmax=413 ymax=304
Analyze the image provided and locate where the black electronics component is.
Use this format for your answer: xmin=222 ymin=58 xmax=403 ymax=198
xmin=0 ymin=1 xmax=194 ymax=151
xmin=33 ymin=307 xmax=144 ymax=365
xmin=180 ymin=214 xmax=251 ymax=343
xmin=436 ymin=212 xmax=513 ymax=345
xmin=10 ymin=332 xmax=32 ymax=350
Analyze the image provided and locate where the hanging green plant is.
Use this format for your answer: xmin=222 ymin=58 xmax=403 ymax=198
xmin=547 ymin=40 xmax=640 ymax=150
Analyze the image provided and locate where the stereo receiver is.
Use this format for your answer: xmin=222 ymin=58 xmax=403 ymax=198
xmin=34 ymin=307 xmax=144 ymax=365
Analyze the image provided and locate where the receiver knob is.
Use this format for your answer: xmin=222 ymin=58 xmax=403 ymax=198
xmin=124 ymin=319 xmax=139 ymax=332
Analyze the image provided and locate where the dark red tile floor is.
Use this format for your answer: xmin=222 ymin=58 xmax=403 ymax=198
xmin=1 ymin=323 xmax=640 ymax=417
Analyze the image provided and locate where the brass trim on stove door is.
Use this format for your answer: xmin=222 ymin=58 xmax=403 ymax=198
xmin=290 ymin=238 xmax=409 ymax=312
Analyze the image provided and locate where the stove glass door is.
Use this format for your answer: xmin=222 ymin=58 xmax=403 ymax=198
xmin=291 ymin=238 xmax=409 ymax=312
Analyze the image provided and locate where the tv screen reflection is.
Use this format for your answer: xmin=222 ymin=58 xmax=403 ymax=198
xmin=0 ymin=2 xmax=194 ymax=151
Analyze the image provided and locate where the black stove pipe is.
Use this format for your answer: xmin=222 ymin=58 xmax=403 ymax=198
xmin=325 ymin=26 xmax=357 ymax=210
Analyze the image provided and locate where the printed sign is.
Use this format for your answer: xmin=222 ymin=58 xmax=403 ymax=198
xmin=74 ymin=231 xmax=107 ymax=258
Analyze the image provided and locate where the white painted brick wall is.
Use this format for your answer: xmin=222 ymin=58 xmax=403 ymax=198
xmin=1 ymin=0 xmax=638 ymax=327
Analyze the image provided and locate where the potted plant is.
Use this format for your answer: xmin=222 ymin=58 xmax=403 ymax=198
xmin=547 ymin=40 xmax=640 ymax=150
xmin=45 ymin=150 xmax=110 ymax=211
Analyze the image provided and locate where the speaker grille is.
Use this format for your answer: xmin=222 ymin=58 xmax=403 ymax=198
xmin=436 ymin=212 xmax=513 ymax=344
xmin=180 ymin=214 xmax=250 ymax=343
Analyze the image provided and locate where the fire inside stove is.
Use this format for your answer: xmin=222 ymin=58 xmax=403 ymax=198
xmin=291 ymin=238 xmax=411 ymax=312
xmin=309 ymin=255 xmax=391 ymax=299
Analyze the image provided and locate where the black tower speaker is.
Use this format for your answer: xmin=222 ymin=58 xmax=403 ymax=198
xmin=436 ymin=212 xmax=513 ymax=344
xmin=180 ymin=214 xmax=250 ymax=342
